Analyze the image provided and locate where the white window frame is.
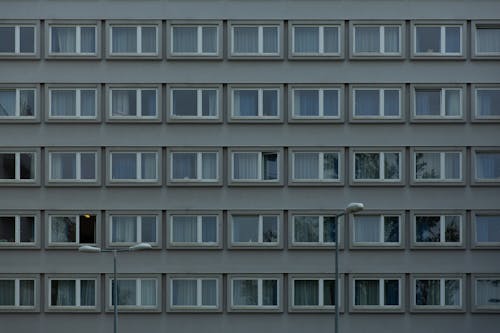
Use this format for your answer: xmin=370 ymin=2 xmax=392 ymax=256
xmin=0 ymin=277 xmax=36 ymax=310
xmin=353 ymin=25 xmax=402 ymax=55
xmin=230 ymin=277 xmax=280 ymax=310
xmin=291 ymin=278 xmax=336 ymax=309
xmin=352 ymin=214 xmax=402 ymax=247
xmin=48 ymin=277 xmax=97 ymax=309
xmin=109 ymin=215 xmax=158 ymax=246
xmin=169 ymin=277 xmax=219 ymax=310
xmin=231 ymin=151 xmax=280 ymax=182
xmin=48 ymin=25 xmax=97 ymax=55
xmin=231 ymin=88 xmax=280 ymax=119
xmin=413 ymin=88 xmax=463 ymax=119
xmin=48 ymin=214 xmax=97 ymax=246
xmin=0 ymin=215 xmax=36 ymax=246
xmin=473 ymin=23 xmax=500 ymax=57
xmin=109 ymin=88 xmax=158 ymax=119
xmin=291 ymin=215 xmax=338 ymax=246
xmin=291 ymin=151 xmax=340 ymax=182
xmin=352 ymin=88 xmax=402 ymax=118
xmin=48 ymin=88 xmax=97 ymax=119
xmin=412 ymin=277 xmax=463 ymax=310
xmin=352 ymin=151 xmax=402 ymax=182
xmin=231 ymin=25 xmax=280 ymax=56
xmin=170 ymin=151 xmax=219 ymax=182
xmin=291 ymin=25 xmax=340 ymax=55
xmin=109 ymin=25 xmax=158 ymax=55
xmin=170 ymin=25 xmax=219 ymax=56
xmin=169 ymin=215 xmax=219 ymax=247
xmin=108 ymin=277 xmax=158 ymax=310
xmin=109 ymin=152 xmax=158 ymax=182
xmin=170 ymin=88 xmax=219 ymax=119
xmin=230 ymin=214 xmax=280 ymax=246
xmin=352 ymin=278 xmax=402 ymax=309
xmin=291 ymin=88 xmax=341 ymax=119
xmin=414 ymin=25 xmax=463 ymax=56
xmin=413 ymin=214 xmax=463 ymax=246
xmin=48 ymin=151 xmax=97 ymax=182
xmin=0 ymin=152 xmax=36 ymax=182
xmin=413 ymin=151 xmax=463 ymax=182
xmin=0 ymin=25 xmax=36 ymax=55
xmin=0 ymin=88 xmax=36 ymax=118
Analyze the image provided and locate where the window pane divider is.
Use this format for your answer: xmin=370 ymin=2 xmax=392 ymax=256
xmin=197 ymin=152 xmax=203 ymax=180
xmin=258 ymin=27 xmax=263 ymax=54
xmin=318 ymin=90 xmax=325 ymax=116
xmin=197 ymin=279 xmax=203 ymax=306
xmin=197 ymin=216 xmax=203 ymax=243
xmin=196 ymin=89 xmax=203 ymax=116
xmin=319 ymin=279 xmax=325 ymax=306
xmin=136 ymin=153 xmax=142 ymax=180
xmin=197 ymin=26 xmax=203 ymax=53
xmin=318 ymin=27 xmax=324 ymax=53
xmin=75 ymin=89 xmax=82 ymax=116
xmin=319 ymin=216 xmax=325 ymax=243
xmin=14 ymin=279 xmax=20 ymax=306
xmin=136 ymin=26 xmax=142 ymax=54
xmin=379 ymin=89 xmax=385 ymax=116
xmin=14 ymin=26 xmax=20 ymax=54
xmin=379 ymin=216 xmax=385 ymax=243
xmin=15 ymin=216 xmax=20 ymax=244
xmin=380 ymin=26 xmax=385 ymax=53
xmin=76 ymin=26 xmax=82 ymax=53
xmin=136 ymin=216 xmax=142 ymax=243
xmin=257 ymin=279 xmax=263 ymax=306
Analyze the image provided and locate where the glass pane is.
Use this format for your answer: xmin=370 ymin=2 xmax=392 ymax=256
xmin=112 ymin=90 xmax=136 ymax=116
xmin=415 ymin=152 xmax=441 ymax=179
xmin=233 ymin=280 xmax=258 ymax=305
xmin=384 ymin=153 xmax=400 ymax=180
xmin=234 ymin=90 xmax=258 ymax=116
xmin=384 ymin=26 xmax=400 ymax=53
xmin=201 ymin=152 xmax=217 ymax=180
xmin=416 ymin=280 xmax=440 ymax=305
xmin=476 ymin=152 xmax=500 ymax=179
xmin=0 ymin=27 xmax=15 ymax=53
xmin=141 ymin=27 xmax=156 ymax=53
xmin=444 ymin=152 xmax=461 ymax=180
xmin=294 ymin=90 xmax=319 ymax=116
xmin=445 ymin=27 xmax=461 ymax=53
xmin=233 ymin=27 xmax=258 ymax=53
xmin=80 ymin=89 xmax=96 ymax=117
xmin=445 ymin=280 xmax=460 ymax=306
xmin=51 ymin=280 xmax=76 ymax=306
xmin=323 ymin=153 xmax=338 ymax=179
xmin=444 ymin=216 xmax=460 ymax=242
xmin=262 ymin=280 xmax=277 ymax=306
xmin=262 ymin=216 xmax=278 ymax=243
xmin=262 ymin=90 xmax=278 ymax=116
xmin=202 ymin=27 xmax=217 ymax=53
xmin=20 ymin=216 xmax=35 ymax=243
xmin=141 ymin=90 xmax=156 ymax=116
xmin=476 ymin=280 xmax=500 ymax=306
xmin=19 ymin=90 xmax=34 ymax=116
xmin=172 ymin=216 xmax=197 ymax=243
xmin=51 ymin=27 xmax=76 ymax=53
xmin=115 ymin=280 xmax=136 ymax=306
xmin=355 ymin=90 xmax=379 ymax=116
xmin=201 ymin=279 xmax=217 ymax=306
xmin=384 ymin=216 xmax=400 ymax=243
xmin=415 ymin=89 xmax=441 ymax=116
xmin=172 ymin=90 xmax=197 ymax=116
xmin=294 ymin=280 xmax=318 ymax=306
xmin=79 ymin=214 xmax=96 ymax=244
xmin=112 ymin=153 xmax=137 ymax=179
xmin=294 ymin=27 xmax=318 ymax=53
xmin=0 ymin=153 xmax=15 ymax=179
xmin=355 ymin=26 xmax=380 ymax=52
xmin=232 ymin=216 xmax=258 ymax=243
xmin=294 ymin=152 xmax=319 ymax=179
xmin=323 ymin=90 xmax=339 ymax=116
xmin=141 ymin=153 xmax=157 ymax=180
xmin=262 ymin=27 xmax=278 ymax=53
xmin=384 ymin=90 xmax=400 ymax=116
xmin=172 ymin=280 xmax=196 ymax=305
xmin=141 ymin=216 xmax=157 ymax=243
xmin=384 ymin=280 xmax=399 ymax=305
xmin=324 ymin=27 xmax=339 ymax=53
xmin=51 ymin=216 xmax=76 ymax=243
xmin=355 ymin=280 xmax=379 ymax=305
xmin=51 ymin=90 xmax=76 ymax=116
xmin=19 ymin=27 xmax=35 ymax=53
xmin=293 ymin=216 xmax=319 ymax=242
xmin=0 ymin=216 xmax=15 ymax=242
xmin=263 ymin=153 xmax=278 ymax=180
xmin=477 ymin=28 xmax=500 ymax=53
xmin=477 ymin=90 xmax=500 ymax=117
xmin=172 ymin=27 xmax=197 ymax=53
xmin=51 ymin=153 xmax=76 ymax=180
xmin=19 ymin=280 xmax=34 ymax=306
xmin=112 ymin=216 xmax=136 ymax=243
xmin=141 ymin=280 xmax=156 ymax=306
xmin=323 ymin=217 xmax=336 ymax=243
xmin=354 ymin=216 xmax=379 ymax=242
xmin=445 ymin=89 xmax=461 ymax=116
xmin=323 ymin=280 xmax=335 ymax=306
xmin=112 ymin=27 xmax=137 ymax=53
xmin=354 ymin=153 xmax=379 ymax=179
xmin=80 ymin=153 xmax=96 ymax=180
xmin=0 ymin=90 xmax=16 ymax=116
xmin=80 ymin=27 xmax=95 ymax=53
xmin=201 ymin=216 xmax=217 ymax=243
xmin=80 ymin=280 xmax=95 ymax=306
xmin=172 ymin=152 xmax=197 ymax=179
xmin=415 ymin=216 xmax=441 ymax=242
xmin=0 ymin=280 xmax=15 ymax=305
xmin=476 ymin=215 xmax=500 ymax=242
xmin=201 ymin=90 xmax=217 ymax=116
xmin=416 ymin=27 xmax=441 ymax=53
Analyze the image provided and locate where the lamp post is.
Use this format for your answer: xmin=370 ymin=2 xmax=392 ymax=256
xmin=78 ymin=243 xmax=152 ymax=333
xmin=334 ymin=203 xmax=364 ymax=333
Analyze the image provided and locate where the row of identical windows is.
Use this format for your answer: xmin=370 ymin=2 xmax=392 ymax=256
xmin=1 ymin=84 xmax=499 ymax=122
xmin=1 ymin=211 xmax=499 ymax=250
xmin=1 ymin=148 xmax=498 ymax=186
xmin=1 ymin=20 xmax=500 ymax=59
xmin=1 ymin=274 xmax=498 ymax=313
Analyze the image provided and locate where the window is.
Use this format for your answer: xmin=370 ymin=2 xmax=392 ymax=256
xmin=48 ymin=151 xmax=97 ymax=182
xmin=49 ymin=88 xmax=97 ymax=119
xmin=110 ymin=151 xmax=158 ymax=182
xmin=109 ymin=277 xmax=158 ymax=310
xmin=353 ymin=278 xmax=401 ymax=309
xmin=170 ymin=88 xmax=218 ymax=119
xmin=352 ymin=215 xmax=401 ymax=246
xmin=230 ymin=277 xmax=279 ymax=310
xmin=0 ymin=24 xmax=35 ymax=55
xmin=353 ymin=151 xmax=401 ymax=182
xmin=0 ymin=215 xmax=35 ymax=246
xmin=291 ymin=215 xmax=336 ymax=246
xmin=170 ymin=151 xmax=218 ymax=182
xmin=49 ymin=25 xmax=96 ymax=55
xmin=109 ymin=88 xmax=158 ymax=119
xmin=474 ymin=24 xmax=500 ymax=56
xmin=291 ymin=24 xmax=340 ymax=56
xmin=413 ymin=277 xmax=462 ymax=310
xmin=474 ymin=277 xmax=500 ymax=310
xmin=291 ymin=152 xmax=340 ymax=182
xmin=0 ymin=152 xmax=35 ymax=182
xmin=352 ymin=88 xmax=401 ymax=118
xmin=231 ymin=24 xmax=280 ymax=56
xmin=0 ymin=88 xmax=35 ymax=118
xmin=474 ymin=88 xmax=500 ymax=119
xmin=49 ymin=278 xmax=96 ymax=309
xmin=414 ymin=151 xmax=462 ymax=182
xmin=413 ymin=215 xmax=462 ymax=246
xmin=230 ymin=214 xmax=279 ymax=246
xmin=170 ymin=25 xmax=219 ymax=56
xmin=474 ymin=151 xmax=500 ymax=181
xmin=169 ymin=277 xmax=219 ymax=310
xmin=413 ymin=88 xmax=462 ymax=119
xmin=353 ymin=24 xmax=401 ymax=55
xmin=474 ymin=214 xmax=500 ymax=246
xmin=109 ymin=215 xmax=158 ymax=246
xmin=48 ymin=214 xmax=97 ymax=246
xmin=414 ymin=24 xmax=462 ymax=56
xmin=110 ymin=25 xmax=158 ymax=55
xmin=231 ymin=88 xmax=280 ymax=119
xmin=0 ymin=278 xmax=35 ymax=310
xmin=291 ymin=88 xmax=340 ymax=119
xmin=292 ymin=278 xmax=335 ymax=309
xmin=169 ymin=215 xmax=218 ymax=247
xmin=231 ymin=151 xmax=279 ymax=182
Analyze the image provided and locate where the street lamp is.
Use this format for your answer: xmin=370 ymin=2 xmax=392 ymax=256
xmin=334 ymin=203 xmax=364 ymax=333
xmin=78 ymin=243 xmax=153 ymax=333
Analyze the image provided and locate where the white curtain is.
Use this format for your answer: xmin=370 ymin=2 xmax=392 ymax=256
xmin=202 ymin=280 xmax=217 ymax=306
xmin=476 ymin=153 xmax=500 ymax=179
xmin=233 ymin=280 xmax=258 ymax=305
xmin=355 ymin=153 xmax=379 ymax=179
xmin=202 ymin=27 xmax=217 ymax=53
xmin=51 ymin=153 xmax=76 ymax=179
xmin=19 ymin=280 xmax=34 ymax=306
xmin=172 ymin=280 xmax=197 ymax=305
xmin=294 ymin=153 xmax=319 ymax=179
xmin=80 ymin=280 xmax=95 ymax=306
xmin=141 ymin=280 xmax=156 ymax=306
xmin=172 ymin=153 xmax=197 ymax=179
xmin=140 ymin=216 xmax=157 ymax=243
xmin=445 ymin=90 xmax=461 ymax=116
xmin=354 ymin=216 xmax=379 ymax=242
xmin=477 ymin=90 xmax=500 ymax=116
xmin=112 ymin=27 xmax=137 ymax=53
xmin=294 ymin=27 xmax=318 ymax=53
xmin=415 ymin=152 xmax=440 ymax=179
xmin=51 ymin=217 xmax=76 ymax=243
xmin=355 ymin=280 xmax=379 ymax=305
xmin=476 ymin=215 xmax=500 ymax=242
xmin=202 ymin=216 xmax=217 ymax=242
xmin=355 ymin=27 xmax=379 ymax=52
xmin=141 ymin=27 xmax=156 ymax=53
xmin=384 ymin=90 xmax=400 ymax=116
xmin=173 ymin=27 xmax=197 ymax=53
xmin=234 ymin=90 xmax=258 ymax=116
xmin=80 ymin=90 xmax=96 ymax=117
xmin=51 ymin=280 xmax=76 ymax=306
xmin=294 ymin=216 xmax=319 ymax=242
xmin=477 ymin=28 xmax=500 ymax=53
xmin=294 ymin=90 xmax=319 ymax=116
xmin=80 ymin=27 xmax=95 ymax=53
xmin=172 ymin=216 xmax=197 ymax=242
xmin=233 ymin=27 xmax=258 ymax=53
xmin=51 ymin=90 xmax=76 ymax=116
xmin=202 ymin=153 xmax=217 ymax=179
xmin=476 ymin=280 xmax=500 ymax=306
xmin=384 ymin=27 xmax=399 ymax=52
xmin=202 ymin=90 xmax=217 ymax=116
xmin=233 ymin=153 xmax=258 ymax=179
xmin=112 ymin=153 xmax=136 ymax=179
xmin=444 ymin=153 xmax=461 ymax=179
xmin=323 ymin=27 xmax=338 ymax=53
xmin=0 ymin=90 xmax=16 ymax=116
xmin=233 ymin=216 xmax=258 ymax=242
xmin=51 ymin=27 xmax=76 ymax=53
xmin=294 ymin=280 xmax=318 ymax=306
xmin=141 ymin=153 xmax=157 ymax=179
xmin=112 ymin=216 xmax=136 ymax=243
xmin=0 ymin=280 xmax=14 ymax=305
xmin=112 ymin=90 xmax=136 ymax=116
xmin=355 ymin=90 xmax=379 ymax=116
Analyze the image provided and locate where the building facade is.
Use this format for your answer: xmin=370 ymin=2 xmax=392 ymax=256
xmin=0 ymin=0 xmax=500 ymax=332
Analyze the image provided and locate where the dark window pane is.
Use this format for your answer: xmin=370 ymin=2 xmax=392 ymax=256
xmin=416 ymin=27 xmax=440 ymax=53
xmin=80 ymin=280 xmax=95 ymax=306
xmin=0 ymin=153 xmax=15 ymax=179
xmin=323 ymin=217 xmax=336 ymax=243
xmin=141 ymin=216 xmax=157 ymax=243
xmin=20 ymin=90 xmax=34 ymax=116
xmin=0 ymin=280 xmax=15 ymax=305
xmin=384 ymin=280 xmax=399 ymax=305
xmin=384 ymin=216 xmax=399 ymax=242
xmin=172 ymin=90 xmax=197 ymax=116
xmin=416 ymin=280 xmax=440 ymax=305
xmin=0 ymin=216 xmax=16 ymax=242
xmin=323 ymin=280 xmax=335 ymax=305
xmin=141 ymin=90 xmax=156 ymax=116
xmin=0 ymin=27 xmax=15 ymax=53
xmin=19 ymin=280 xmax=34 ymax=306
xmin=294 ymin=280 xmax=318 ymax=305
xmin=355 ymin=280 xmax=379 ymax=305
xmin=20 ymin=153 xmax=34 ymax=180
xmin=262 ymin=216 xmax=278 ymax=243
xmin=416 ymin=216 xmax=441 ymax=242
xmin=262 ymin=153 xmax=278 ymax=180
xmin=19 ymin=27 xmax=35 ymax=53
xmin=51 ymin=280 xmax=76 ymax=306
xmin=445 ymin=216 xmax=460 ymax=242
xmin=262 ymin=90 xmax=278 ymax=116
xmin=201 ymin=216 xmax=217 ymax=242
xmin=262 ymin=280 xmax=277 ymax=305
xmin=20 ymin=216 xmax=35 ymax=243
xmin=79 ymin=215 xmax=96 ymax=244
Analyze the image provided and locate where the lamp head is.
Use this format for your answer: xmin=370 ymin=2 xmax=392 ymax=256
xmin=129 ymin=243 xmax=153 ymax=251
xmin=345 ymin=202 xmax=364 ymax=214
xmin=78 ymin=245 xmax=101 ymax=253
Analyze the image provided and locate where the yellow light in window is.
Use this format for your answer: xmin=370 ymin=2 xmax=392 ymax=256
xmin=83 ymin=214 xmax=91 ymax=219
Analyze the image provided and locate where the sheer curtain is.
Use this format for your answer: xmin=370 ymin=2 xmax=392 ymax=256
xmin=233 ymin=153 xmax=258 ymax=179
xmin=172 ymin=27 xmax=197 ymax=53
xmin=141 ymin=153 xmax=157 ymax=179
xmin=0 ymin=90 xmax=16 ymax=116
xmin=202 ymin=216 xmax=217 ymax=242
xmin=355 ymin=280 xmax=379 ymax=305
xmin=80 ymin=27 xmax=95 ymax=53
xmin=416 ymin=280 xmax=440 ymax=305
xmin=51 ymin=153 xmax=76 ymax=179
xmin=294 ymin=90 xmax=318 ymax=116
xmin=416 ymin=153 xmax=440 ymax=179
xmin=234 ymin=90 xmax=258 ymax=116
xmin=112 ymin=27 xmax=136 ymax=53
xmin=445 ymin=90 xmax=461 ymax=116
xmin=141 ymin=280 xmax=156 ymax=306
xmin=294 ymin=27 xmax=318 ymax=53
xmin=112 ymin=153 xmax=136 ymax=179
xmin=172 ymin=153 xmax=197 ymax=179
xmin=140 ymin=216 xmax=157 ymax=243
xmin=80 ymin=280 xmax=95 ymax=306
xmin=444 ymin=153 xmax=461 ymax=179
xmin=323 ymin=27 xmax=338 ymax=53
xmin=172 ymin=216 xmax=197 ymax=242
xmin=477 ymin=28 xmax=500 ymax=53
xmin=19 ymin=90 xmax=34 ymax=116
xmin=355 ymin=90 xmax=379 ymax=116
xmin=202 ymin=280 xmax=217 ymax=306
xmin=202 ymin=153 xmax=217 ymax=179
xmin=51 ymin=280 xmax=75 ymax=306
xmin=202 ymin=27 xmax=217 ymax=53
xmin=476 ymin=280 xmax=500 ymax=305
xmin=172 ymin=280 xmax=197 ymax=305
xmin=51 ymin=90 xmax=76 ymax=116
xmin=354 ymin=216 xmax=380 ymax=242
xmin=80 ymin=90 xmax=96 ymax=117
xmin=262 ymin=27 xmax=278 ymax=53
xmin=476 ymin=152 xmax=500 ymax=179
xmin=112 ymin=90 xmax=136 ymax=116
xmin=0 ymin=280 xmax=14 ymax=305
xmin=202 ymin=90 xmax=217 ymax=116
xmin=477 ymin=90 xmax=500 ymax=116
xmin=294 ymin=153 xmax=319 ymax=179
xmin=51 ymin=27 xmax=76 ymax=53
xmin=355 ymin=27 xmax=379 ymax=52
xmin=51 ymin=217 xmax=76 ymax=243
xmin=415 ymin=90 xmax=440 ymax=115
xmin=112 ymin=216 xmax=136 ymax=243
xmin=19 ymin=280 xmax=34 ymax=306
xmin=384 ymin=90 xmax=400 ymax=116
xmin=233 ymin=27 xmax=258 ymax=53
xmin=476 ymin=216 xmax=500 ymax=242
xmin=294 ymin=280 xmax=318 ymax=305
xmin=141 ymin=27 xmax=156 ymax=53
xmin=384 ymin=27 xmax=399 ymax=53
xmin=294 ymin=216 xmax=318 ymax=242
xmin=262 ymin=280 xmax=277 ymax=305
xmin=233 ymin=280 xmax=257 ymax=305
